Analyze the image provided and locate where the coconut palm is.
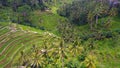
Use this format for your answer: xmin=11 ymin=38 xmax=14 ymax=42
xmin=87 ymin=11 xmax=95 ymax=30
xmin=104 ymin=7 xmax=118 ymax=28
xmin=109 ymin=7 xmax=118 ymax=17
xmin=84 ymin=55 xmax=96 ymax=68
xmin=70 ymin=40 xmax=84 ymax=57
xmin=94 ymin=2 xmax=104 ymax=28
xmin=19 ymin=51 xmax=29 ymax=67
xmin=29 ymin=45 xmax=45 ymax=68
xmin=48 ymin=39 xmax=68 ymax=68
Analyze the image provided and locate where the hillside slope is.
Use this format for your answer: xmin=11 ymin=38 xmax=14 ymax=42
xmin=0 ymin=0 xmax=120 ymax=67
xmin=0 ymin=22 xmax=59 ymax=68
xmin=0 ymin=16 xmax=120 ymax=68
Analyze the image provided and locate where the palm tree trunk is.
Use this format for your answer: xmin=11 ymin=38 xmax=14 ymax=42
xmin=90 ymin=21 xmax=93 ymax=30
xmin=62 ymin=56 xmax=64 ymax=68
xmin=62 ymin=48 xmax=64 ymax=67
xmin=95 ymin=14 xmax=98 ymax=27
xmin=54 ymin=0 xmax=56 ymax=6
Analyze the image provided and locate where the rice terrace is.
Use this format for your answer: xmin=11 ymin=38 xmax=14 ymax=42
xmin=0 ymin=0 xmax=120 ymax=68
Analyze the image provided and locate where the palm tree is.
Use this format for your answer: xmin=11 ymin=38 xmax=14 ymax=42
xmin=109 ymin=7 xmax=118 ymax=17
xmin=70 ymin=40 xmax=84 ymax=57
xmin=87 ymin=11 xmax=94 ymax=30
xmin=84 ymin=55 xmax=96 ymax=68
xmin=54 ymin=0 xmax=57 ymax=6
xmin=48 ymin=39 xmax=68 ymax=68
xmin=29 ymin=45 xmax=45 ymax=68
xmin=94 ymin=2 xmax=103 ymax=28
xmin=19 ymin=51 xmax=29 ymax=67
xmin=105 ymin=7 xmax=118 ymax=28
xmin=59 ymin=40 xmax=66 ymax=68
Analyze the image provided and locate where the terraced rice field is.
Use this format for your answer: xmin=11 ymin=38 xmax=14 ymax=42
xmin=0 ymin=24 xmax=48 ymax=68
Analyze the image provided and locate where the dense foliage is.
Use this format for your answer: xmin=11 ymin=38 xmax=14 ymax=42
xmin=0 ymin=0 xmax=53 ymax=10
xmin=14 ymin=40 xmax=97 ymax=68
xmin=0 ymin=0 xmax=120 ymax=68
xmin=0 ymin=0 xmax=72 ymax=30
xmin=58 ymin=0 xmax=120 ymax=27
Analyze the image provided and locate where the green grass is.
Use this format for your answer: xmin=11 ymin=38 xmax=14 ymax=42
xmin=17 ymin=23 xmax=43 ymax=34
xmin=30 ymin=11 xmax=67 ymax=35
xmin=110 ymin=16 xmax=120 ymax=30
